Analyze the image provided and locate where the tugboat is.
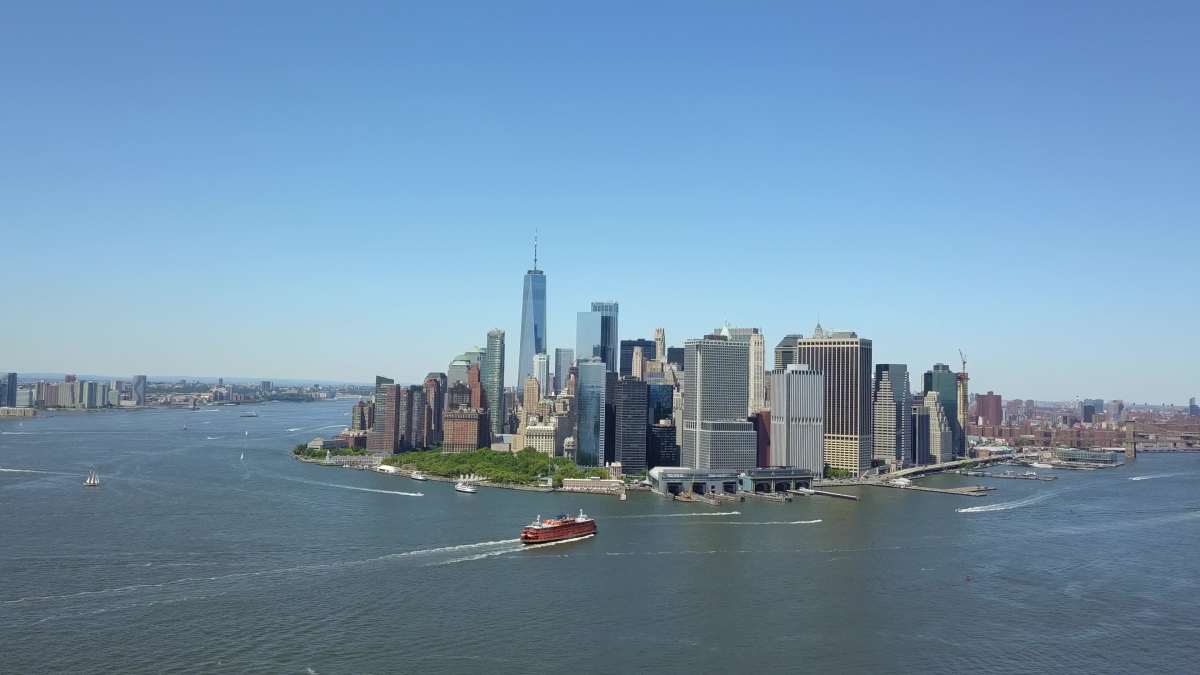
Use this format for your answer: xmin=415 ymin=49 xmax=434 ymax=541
xmin=520 ymin=509 xmax=596 ymax=544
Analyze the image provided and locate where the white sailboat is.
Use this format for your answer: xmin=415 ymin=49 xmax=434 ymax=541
xmin=83 ymin=470 xmax=100 ymax=487
xmin=240 ymin=452 xmax=245 ymax=461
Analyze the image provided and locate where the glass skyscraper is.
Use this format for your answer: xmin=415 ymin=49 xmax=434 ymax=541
xmin=575 ymin=358 xmax=606 ymax=466
xmin=517 ymin=260 xmax=547 ymax=389
xmin=576 ymin=302 xmax=618 ymax=373
xmin=485 ymin=330 xmax=506 ymax=437
xmin=552 ymin=347 xmax=574 ymax=394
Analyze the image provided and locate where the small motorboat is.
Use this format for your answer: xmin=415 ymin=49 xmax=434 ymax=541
xmin=454 ymin=481 xmax=477 ymax=494
xmin=411 ymin=471 xmax=429 ymax=481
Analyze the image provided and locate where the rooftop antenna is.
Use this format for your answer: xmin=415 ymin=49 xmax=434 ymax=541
xmin=533 ymin=230 xmax=539 ymax=271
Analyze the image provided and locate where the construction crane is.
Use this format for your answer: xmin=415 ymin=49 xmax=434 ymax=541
xmin=958 ymin=349 xmax=967 ymax=373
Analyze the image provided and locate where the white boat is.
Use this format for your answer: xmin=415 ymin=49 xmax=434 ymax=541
xmin=1031 ymin=462 xmax=1054 ymax=469
xmin=240 ymin=452 xmax=245 ymax=461
xmin=454 ymin=481 xmax=477 ymax=494
xmin=411 ymin=471 xmax=429 ymax=481
xmin=83 ymin=470 xmax=100 ymax=487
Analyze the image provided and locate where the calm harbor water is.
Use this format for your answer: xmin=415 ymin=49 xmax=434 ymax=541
xmin=2 ymin=401 xmax=1198 ymax=674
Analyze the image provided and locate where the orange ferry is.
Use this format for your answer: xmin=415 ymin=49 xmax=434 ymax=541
xmin=520 ymin=509 xmax=597 ymax=544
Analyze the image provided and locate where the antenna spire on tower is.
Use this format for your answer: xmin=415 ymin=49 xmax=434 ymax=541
xmin=533 ymin=230 xmax=539 ymax=271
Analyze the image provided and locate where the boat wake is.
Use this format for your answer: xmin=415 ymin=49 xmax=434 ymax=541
xmin=309 ymin=481 xmax=424 ymax=497
xmin=1 ymin=431 xmax=34 ymax=435
xmin=433 ymin=534 xmax=595 ymax=566
xmin=0 ymin=467 xmax=69 ymax=475
xmin=205 ymin=436 xmax=218 ymax=440
xmin=611 ymin=511 xmax=741 ymax=519
xmin=286 ymin=428 xmax=302 ymax=432
xmin=1129 ymin=473 xmax=1183 ymax=481
xmin=705 ymin=519 xmax=823 ymax=526
xmin=956 ymin=491 xmax=1059 ymax=514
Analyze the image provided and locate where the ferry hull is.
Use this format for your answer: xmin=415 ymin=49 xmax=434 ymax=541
xmin=520 ymin=521 xmax=596 ymax=544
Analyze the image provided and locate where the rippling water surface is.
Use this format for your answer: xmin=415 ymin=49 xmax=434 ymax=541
xmin=2 ymin=403 xmax=1198 ymax=673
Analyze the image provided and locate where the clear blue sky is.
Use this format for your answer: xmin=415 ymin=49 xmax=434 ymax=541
xmin=2 ymin=1 xmax=1197 ymax=403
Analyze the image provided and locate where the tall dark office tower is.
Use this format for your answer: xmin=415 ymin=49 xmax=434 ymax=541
xmin=553 ymin=348 xmax=574 ymax=394
xmin=619 ymin=339 xmax=657 ymax=377
xmin=393 ymin=386 xmax=416 ymax=451
xmin=2 ymin=372 xmax=17 ymax=407
xmin=615 ymin=378 xmax=649 ymax=475
xmin=605 ymin=372 xmax=617 ymax=463
xmin=647 ymin=383 xmax=673 ymax=424
xmin=423 ymin=375 xmax=445 ymax=447
xmin=367 ymin=381 xmax=399 ymax=454
xmin=408 ymin=385 xmax=428 ymax=449
xmin=872 ymin=364 xmax=912 ymax=466
xmin=779 ymin=324 xmax=874 ymax=476
xmin=666 ymin=347 xmax=685 ymax=370
xmin=649 ymin=421 xmax=679 ymax=468
xmin=468 ymin=363 xmax=484 ymax=409
xmin=911 ymin=401 xmax=931 ymax=465
xmin=923 ymin=364 xmax=962 ymax=456
xmin=517 ymin=238 xmax=547 ymax=388
xmin=485 ymin=329 xmax=506 ymax=437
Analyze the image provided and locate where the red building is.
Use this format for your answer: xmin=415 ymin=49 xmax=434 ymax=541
xmin=977 ymin=391 xmax=1003 ymax=427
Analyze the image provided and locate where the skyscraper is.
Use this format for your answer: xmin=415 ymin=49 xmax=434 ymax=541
xmin=578 ymin=302 xmax=619 ymax=372
xmin=631 ymin=346 xmax=646 ymax=380
xmin=769 ymin=364 xmax=825 ymax=473
xmin=132 ymin=375 xmax=147 ymax=407
xmin=575 ymin=358 xmax=607 ymax=466
xmin=977 ymin=391 xmax=1003 ymax=427
xmin=423 ymin=374 xmax=445 ymax=447
xmin=714 ymin=326 xmax=765 ymax=415
xmin=552 ymin=348 xmax=574 ymax=394
xmin=485 ymin=330 xmax=506 ymax=437
xmin=619 ymin=338 xmax=656 ymax=377
xmin=773 ymin=335 xmax=803 ymax=369
xmin=654 ymin=328 xmax=666 ymax=364
xmin=923 ymin=364 xmax=962 ymax=458
xmin=517 ymin=240 xmax=547 ymax=388
xmin=615 ymin=377 xmax=649 ymax=476
xmin=682 ymin=334 xmax=757 ymax=471
xmin=666 ymin=347 xmax=684 ymax=370
xmin=777 ymin=324 xmax=873 ymax=476
xmin=1 ymin=372 xmax=16 ymax=407
xmin=911 ymin=401 xmax=931 ymax=465
xmin=872 ymin=364 xmax=912 ymax=467
xmin=522 ymin=376 xmax=541 ymax=418
xmin=956 ymin=371 xmax=969 ymax=453
xmin=532 ymin=353 xmax=550 ymax=398
xmin=926 ymin=391 xmax=954 ymax=463
xmin=367 ymin=378 xmax=398 ymax=454
xmin=447 ymin=347 xmax=485 ymax=389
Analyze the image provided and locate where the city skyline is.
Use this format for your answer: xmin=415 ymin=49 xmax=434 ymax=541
xmin=3 ymin=4 xmax=1198 ymax=402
